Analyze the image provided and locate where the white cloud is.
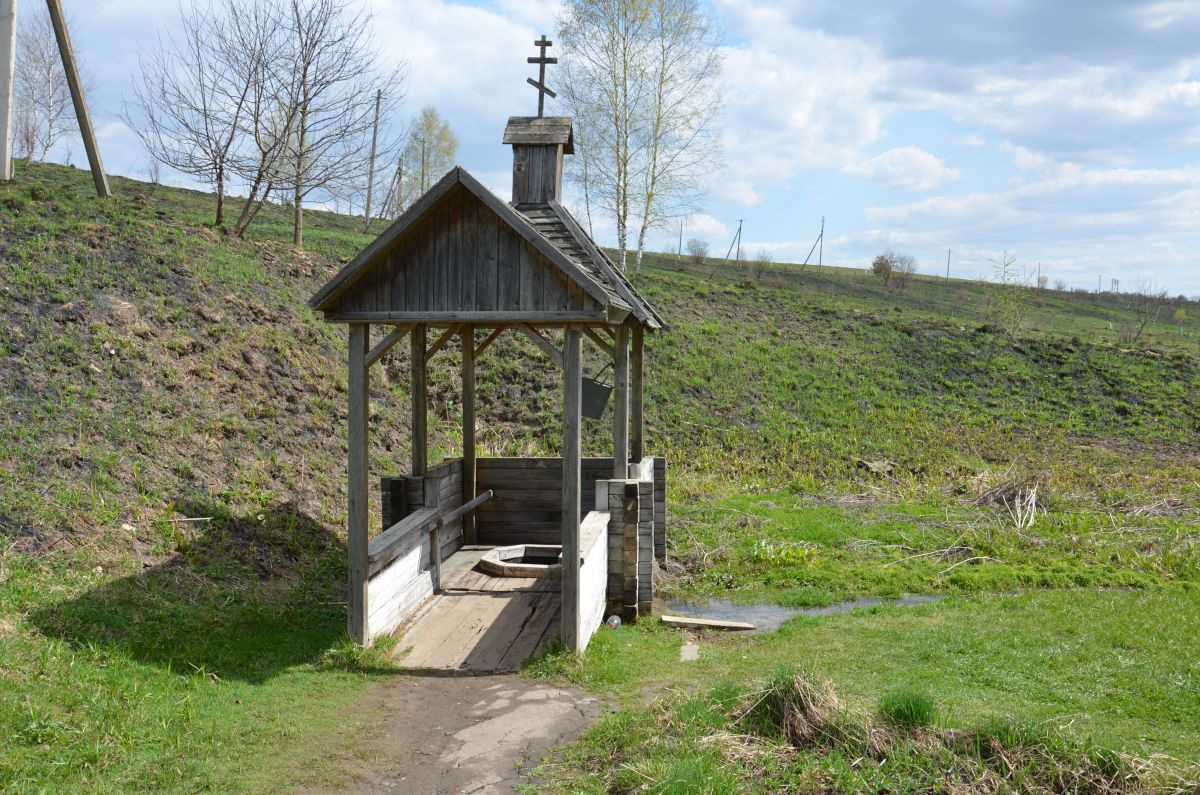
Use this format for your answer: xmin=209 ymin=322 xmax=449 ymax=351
xmin=713 ymin=1 xmax=889 ymax=204
xmin=844 ymin=146 xmax=959 ymax=191
xmin=683 ymin=214 xmax=730 ymax=241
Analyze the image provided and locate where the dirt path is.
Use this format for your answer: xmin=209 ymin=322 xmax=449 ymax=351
xmin=319 ymin=674 xmax=603 ymax=794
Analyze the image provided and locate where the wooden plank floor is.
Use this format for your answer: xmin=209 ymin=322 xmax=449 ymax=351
xmin=391 ymin=546 xmax=561 ymax=673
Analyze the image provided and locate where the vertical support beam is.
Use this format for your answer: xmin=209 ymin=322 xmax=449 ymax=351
xmin=45 ymin=0 xmax=110 ymax=197
xmin=411 ymin=324 xmax=427 ymax=476
xmin=561 ymin=325 xmax=583 ymax=651
xmin=347 ymin=324 xmax=370 ymax=644
xmin=0 ymin=0 xmax=14 ymax=182
xmin=612 ymin=324 xmax=630 ymax=478
xmin=461 ymin=324 xmax=476 ymax=543
xmin=630 ymin=326 xmax=644 ymax=461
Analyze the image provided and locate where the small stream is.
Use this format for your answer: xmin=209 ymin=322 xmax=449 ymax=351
xmin=654 ymin=594 xmax=944 ymax=633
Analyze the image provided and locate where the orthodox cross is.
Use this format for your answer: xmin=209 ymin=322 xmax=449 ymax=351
xmin=526 ymin=35 xmax=557 ymax=117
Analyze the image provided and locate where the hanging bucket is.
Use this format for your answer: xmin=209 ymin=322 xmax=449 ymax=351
xmin=582 ymin=363 xmax=613 ymax=420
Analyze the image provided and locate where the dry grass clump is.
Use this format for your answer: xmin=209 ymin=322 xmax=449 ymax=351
xmin=717 ymin=670 xmax=1198 ymax=794
xmin=974 ymin=470 xmax=1050 ymax=528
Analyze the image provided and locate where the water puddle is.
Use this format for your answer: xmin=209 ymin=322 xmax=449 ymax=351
xmin=655 ymin=594 xmax=944 ymax=634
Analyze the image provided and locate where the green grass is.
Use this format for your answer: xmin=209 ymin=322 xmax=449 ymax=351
xmin=535 ymin=666 xmax=1194 ymax=794
xmin=878 ymin=687 xmax=937 ymax=728
xmin=531 ymin=587 xmax=1200 ymax=791
xmin=2 ymin=160 xmax=1199 ymax=791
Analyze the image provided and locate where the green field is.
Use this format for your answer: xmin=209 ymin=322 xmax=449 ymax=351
xmin=1 ymin=162 xmax=1198 ymax=792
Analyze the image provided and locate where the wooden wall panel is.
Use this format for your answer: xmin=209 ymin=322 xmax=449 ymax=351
xmin=330 ymin=185 xmax=605 ymax=318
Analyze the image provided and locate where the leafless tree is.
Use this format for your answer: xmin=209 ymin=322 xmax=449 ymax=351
xmin=1119 ymin=280 xmax=1168 ymax=345
xmin=126 ymin=1 xmax=252 ymax=226
xmin=685 ymin=237 xmax=708 ymax=264
xmin=278 ymin=0 xmax=402 ymax=248
xmin=1053 ymin=279 xmax=1067 ymax=292
xmin=559 ymin=0 xmax=723 ymax=271
xmin=225 ymin=0 xmax=299 ymax=237
xmin=891 ymin=253 xmax=917 ymax=292
xmin=13 ymin=6 xmax=73 ymax=163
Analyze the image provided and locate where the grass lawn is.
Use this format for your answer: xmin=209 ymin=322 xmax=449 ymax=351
xmin=531 ymin=587 xmax=1200 ymax=792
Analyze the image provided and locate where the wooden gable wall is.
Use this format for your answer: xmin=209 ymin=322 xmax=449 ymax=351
xmin=328 ymin=183 xmax=602 ymax=319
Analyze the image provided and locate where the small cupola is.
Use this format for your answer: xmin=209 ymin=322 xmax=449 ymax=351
xmin=503 ymin=116 xmax=574 ymax=207
xmin=504 ymin=35 xmax=572 ymax=208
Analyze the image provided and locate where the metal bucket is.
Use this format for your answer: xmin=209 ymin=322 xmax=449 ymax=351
xmin=582 ymin=377 xmax=612 ymax=419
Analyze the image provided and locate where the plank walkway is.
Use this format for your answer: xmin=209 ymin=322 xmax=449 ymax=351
xmin=391 ymin=546 xmax=561 ymax=673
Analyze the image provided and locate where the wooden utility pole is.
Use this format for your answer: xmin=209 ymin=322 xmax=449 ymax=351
xmin=363 ymin=89 xmax=382 ymax=234
xmin=46 ymin=0 xmax=109 ymax=196
xmin=0 ymin=0 xmax=15 ymax=182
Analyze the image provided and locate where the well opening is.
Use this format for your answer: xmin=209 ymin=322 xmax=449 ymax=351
xmin=480 ymin=544 xmax=563 ymax=579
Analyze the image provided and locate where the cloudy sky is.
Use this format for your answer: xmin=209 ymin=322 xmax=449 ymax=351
xmin=40 ymin=0 xmax=1200 ymax=294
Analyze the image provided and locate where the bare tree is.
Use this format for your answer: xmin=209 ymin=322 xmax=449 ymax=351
xmin=559 ymin=0 xmax=723 ymax=271
xmin=225 ymin=0 xmax=300 ymax=237
xmin=279 ymin=0 xmax=401 ymax=248
xmin=1120 ymin=280 xmax=1168 ymax=345
xmin=126 ymin=1 xmax=252 ymax=226
xmin=892 ymin=253 xmax=917 ymax=292
xmin=685 ymin=237 xmax=707 ymax=264
xmin=13 ymin=6 xmax=73 ymax=163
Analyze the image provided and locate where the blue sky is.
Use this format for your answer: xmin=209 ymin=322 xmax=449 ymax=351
xmin=38 ymin=0 xmax=1200 ymax=294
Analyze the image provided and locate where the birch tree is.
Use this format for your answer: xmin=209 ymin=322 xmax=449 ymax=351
xmin=385 ymin=105 xmax=457 ymax=215
xmin=13 ymin=6 xmax=73 ymax=164
xmin=558 ymin=0 xmax=722 ymax=271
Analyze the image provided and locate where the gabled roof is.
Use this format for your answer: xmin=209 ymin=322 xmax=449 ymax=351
xmin=309 ymin=166 xmax=662 ymax=330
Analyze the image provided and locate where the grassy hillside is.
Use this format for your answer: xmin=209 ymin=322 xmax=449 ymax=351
xmin=1 ymin=161 xmax=1198 ymax=792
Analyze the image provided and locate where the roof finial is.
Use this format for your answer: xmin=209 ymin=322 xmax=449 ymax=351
xmin=526 ymin=35 xmax=557 ymax=117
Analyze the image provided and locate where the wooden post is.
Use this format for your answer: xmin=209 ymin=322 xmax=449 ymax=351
xmin=0 ymin=0 xmax=14 ymax=183
xmin=363 ymin=89 xmax=381 ymax=234
xmin=630 ymin=326 xmax=644 ymax=461
xmin=561 ymin=325 xmax=583 ymax=651
xmin=411 ymin=324 xmax=427 ymax=476
xmin=612 ymin=324 xmax=630 ymax=478
xmin=45 ymin=0 xmax=110 ymax=197
xmin=347 ymin=324 xmax=370 ymax=644
xmin=461 ymin=324 xmax=476 ymax=543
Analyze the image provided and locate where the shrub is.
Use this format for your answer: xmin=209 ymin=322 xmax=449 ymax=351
xmin=685 ymin=238 xmax=709 ymax=265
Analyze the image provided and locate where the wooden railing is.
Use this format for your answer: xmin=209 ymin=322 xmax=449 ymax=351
xmin=367 ymin=490 xmax=493 ymax=578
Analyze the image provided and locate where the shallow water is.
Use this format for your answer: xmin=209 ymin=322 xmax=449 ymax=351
xmin=654 ymin=594 xmax=944 ymax=633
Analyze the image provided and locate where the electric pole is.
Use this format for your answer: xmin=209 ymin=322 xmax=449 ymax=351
xmin=946 ymin=249 xmax=951 ymax=279
xmin=818 ymin=215 xmax=824 ymax=270
xmin=363 ymin=89 xmax=382 ymax=234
